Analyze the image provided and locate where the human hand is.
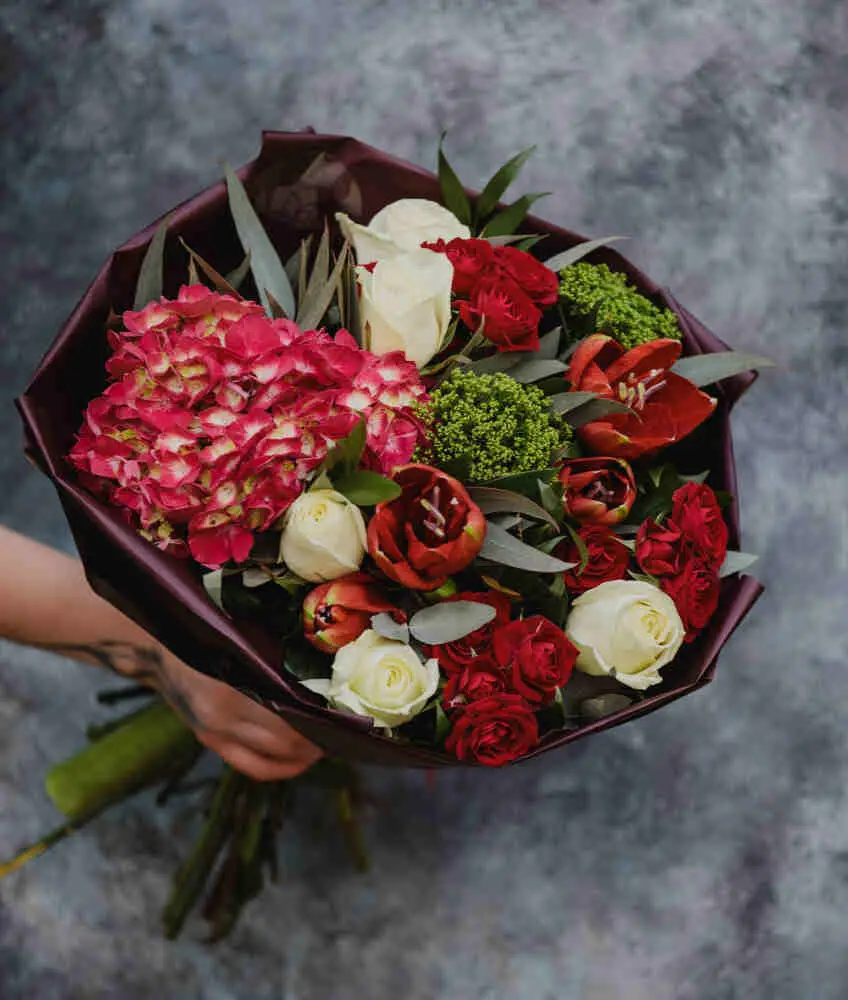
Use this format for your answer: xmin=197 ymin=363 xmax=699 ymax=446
xmin=150 ymin=654 xmax=323 ymax=782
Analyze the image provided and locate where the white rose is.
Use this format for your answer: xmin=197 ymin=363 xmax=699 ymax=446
xmin=357 ymin=248 xmax=454 ymax=367
xmin=564 ymin=580 xmax=685 ymax=691
xmin=336 ymin=198 xmax=470 ymax=264
xmin=304 ymin=630 xmax=439 ymax=729
xmin=279 ymin=490 xmax=366 ymax=582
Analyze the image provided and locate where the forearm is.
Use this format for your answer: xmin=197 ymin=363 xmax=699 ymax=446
xmin=0 ymin=526 xmax=173 ymax=679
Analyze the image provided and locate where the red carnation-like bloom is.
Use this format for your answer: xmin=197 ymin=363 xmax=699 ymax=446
xmin=661 ymin=557 xmax=721 ymax=642
xmin=492 ymin=615 xmax=578 ymax=704
xmin=635 ymin=518 xmax=686 ymax=578
xmin=458 ymin=276 xmax=542 ymax=352
xmin=554 ymin=526 xmax=630 ymax=595
xmin=366 ymin=464 xmax=487 ymax=590
xmin=442 ymin=663 xmax=512 ymax=712
xmin=565 ymin=335 xmax=717 ymax=460
xmin=671 ymin=482 xmax=728 ymax=567
xmin=445 ymin=694 xmax=539 ymax=766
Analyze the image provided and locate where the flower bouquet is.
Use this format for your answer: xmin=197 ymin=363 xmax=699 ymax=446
xmin=10 ymin=130 xmax=768 ymax=936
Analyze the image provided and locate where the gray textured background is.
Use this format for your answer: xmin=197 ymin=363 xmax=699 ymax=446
xmin=1 ymin=1 xmax=847 ymax=997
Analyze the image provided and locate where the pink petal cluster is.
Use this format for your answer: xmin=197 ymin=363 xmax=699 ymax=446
xmin=70 ymin=285 xmax=429 ymax=568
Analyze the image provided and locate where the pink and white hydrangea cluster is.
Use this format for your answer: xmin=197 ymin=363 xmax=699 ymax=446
xmin=69 ymin=285 xmax=428 ymax=568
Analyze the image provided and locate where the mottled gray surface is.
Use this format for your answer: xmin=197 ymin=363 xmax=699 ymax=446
xmin=1 ymin=0 xmax=847 ymax=996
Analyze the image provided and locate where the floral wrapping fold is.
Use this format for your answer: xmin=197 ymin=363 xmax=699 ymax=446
xmin=17 ymin=130 xmax=764 ymax=767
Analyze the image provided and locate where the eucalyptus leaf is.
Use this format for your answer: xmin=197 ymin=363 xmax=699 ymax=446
xmin=544 ymin=235 xmax=628 ymax=274
xmin=480 ymin=468 xmax=558 ymax=494
xmin=561 ymin=397 xmax=637 ymax=427
xmin=479 ymin=521 xmax=575 ymax=573
xmin=514 ymin=235 xmax=547 ymax=252
xmin=468 ymin=486 xmax=558 ymax=528
xmin=225 ymin=251 xmax=252 ymax=291
xmin=475 ymin=145 xmax=536 ymax=221
xmin=485 ymin=233 xmax=542 ymax=247
xmin=509 ymin=358 xmax=567 ymax=383
xmin=581 ymin=694 xmax=633 ymax=720
xmin=408 ymin=600 xmax=497 ymax=644
xmin=469 ymin=351 xmax=524 ymax=374
xmin=224 ymin=163 xmax=296 ymax=318
xmin=671 ymin=351 xmax=775 ymax=387
xmin=297 ymin=243 xmax=350 ymax=332
xmin=242 ymin=567 xmax=272 ymax=589
xmin=179 ymin=238 xmax=242 ymax=299
xmin=333 ymin=470 xmax=401 ymax=506
xmin=482 ymin=193 xmax=550 ymax=238
xmin=563 ymin=522 xmax=590 ymax=573
xmin=536 ymin=327 xmax=562 ymax=360
xmin=202 ymin=569 xmax=224 ymax=609
xmin=134 ymin=216 xmax=170 ymax=310
xmin=547 ymin=391 xmax=600 ymax=414
xmin=536 ymin=479 xmax=562 ymax=519
xmin=370 ymin=613 xmax=410 ymax=643
xmin=719 ymin=550 xmax=759 ymax=577
xmin=295 ymin=226 xmax=330 ymax=327
xmin=437 ymin=134 xmax=472 ymax=227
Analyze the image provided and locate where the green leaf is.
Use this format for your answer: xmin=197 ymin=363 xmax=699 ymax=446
xmin=480 ymin=468 xmax=558 ymax=494
xmin=671 ymin=351 xmax=775 ymax=387
xmin=720 ymin=550 xmax=759 ymax=577
xmin=179 ymin=239 xmax=242 ymax=299
xmin=283 ymin=639 xmax=331 ymax=682
xmin=468 ymin=486 xmax=559 ymax=528
xmin=514 ymin=235 xmax=547 ymax=252
xmin=434 ymin=704 xmax=451 ymax=744
xmin=485 ymin=233 xmax=542 ymax=247
xmin=320 ymin=420 xmax=367 ymax=477
xmin=547 ymin=391 xmax=600 ymax=414
xmin=225 ymin=251 xmax=252 ymax=291
xmin=333 ymin=470 xmax=401 ymax=506
xmin=536 ymin=327 xmax=562 ymax=360
xmin=559 ymin=396 xmax=637 ymax=427
xmin=408 ymin=600 xmax=497 ymax=644
xmin=475 ymin=145 xmax=536 ymax=221
xmin=437 ymin=134 xmax=472 ymax=227
xmin=297 ymin=243 xmax=351 ymax=332
xmin=563 ymin=521 xmax=590 ymax=573
xmin=133 ymin=216 xmax=170 ymax=310
xmin=224 ymin=163 xmax=296 ymax=318
xmin=581 ymin=694 xmax=633 ymax=720
xmin=536 ymin=479 xmax=562 ymax=519
xmin=479 ymin=521 xmax=575 ymax=573
xmin=295 ymin=225 xmax=330 ymax=327
xmin=543 ymin=235 xmax=628 ymax=274
xmin=481 ymin=193 xmax=550 ymax=238
xmin=309 ymin=470 xmax=334 ymax=492
xmin=202 ymin=570 xmax=224 ymax=609
xmin=508 ymin=358 xmax=567 ymax=383
xmin=370 ymin=613 xmax=410 ymax=643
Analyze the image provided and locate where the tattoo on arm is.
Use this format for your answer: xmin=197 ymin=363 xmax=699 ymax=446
xmin=41 ymin=640 xmax=204 ymax=731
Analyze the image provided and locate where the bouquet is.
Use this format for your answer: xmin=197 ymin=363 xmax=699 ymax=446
xmin=10 ymin=130 xmax=768 ymax=934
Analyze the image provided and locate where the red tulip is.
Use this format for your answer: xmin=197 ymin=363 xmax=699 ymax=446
xmin=565 ymin=335 xmax=717 ymax=460
xmin=558 ymin=456 xmax=637 ymax=525
xmin=302 ymin=572 xmax=404 ymax=654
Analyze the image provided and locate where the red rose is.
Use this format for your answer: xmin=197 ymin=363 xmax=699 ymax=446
xmin=445 ymin=694 xmax=539 ymax=766
xmin=565 ymin=335 xmax=717 ymax=460
xmin=442 ymin=663 xmax=511 ymax=712
xmin=554 ymin=526 xmax=630 ymax=594
xmin=458 ymin=276 xmax=542 ymax=352
xmin=367 ymin=464 xmax=487 ymax=590
xmin=671 ymin=483 xmax=728 ymax=567
xmin=558 ymin=457 xmax=637 ymax=525
xmin=424 ymin=590 xmax=512 ymax=674
xmin=635 ymin=518 xmax=685 ymax=577
xmin=492 ymin=615 xmax=578 ymax=704
xmin=425 ymin=237 xmax=497 ymax=298
xmin=494 ymin=246 xmax=559 ymax=306
xmin=302 ymin=572 xmax=404 ymax=654
xmin=661 ymin=557 xmax=721 ymax=641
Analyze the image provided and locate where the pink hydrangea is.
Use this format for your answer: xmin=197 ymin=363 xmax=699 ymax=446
xmin=70 ymin=285 xmax=429 ymax=569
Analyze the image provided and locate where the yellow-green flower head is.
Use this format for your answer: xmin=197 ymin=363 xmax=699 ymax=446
xmin=558 ymin=263 xmax=681 ymax=350
xmin=417 ymin=368 xmax=571 ymax=482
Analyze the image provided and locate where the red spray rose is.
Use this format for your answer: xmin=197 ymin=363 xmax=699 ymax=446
xmin=442 ymin=663 xmax=511 ymax=712
xmin=494 ymin=246 xmax=559 ymax=305
xmin=492 ymin=615 xmax=578 ymax=704
xmin=445 ymin=694 xmax=539 ymax=766
xmin=366 ymin=464 xmax=487 ymax=590
xmin=302 ymin=572 xmax=404 ymax=654
xmin=661 ymin=557 xmax=721 ymax=642
xmin=671 ymin=482 xmax=728 ymax=566
xmin=458 ymin=277 xmax=542 ymax=352
xmin=565 ymin=335 xmax=717 ymax=460
xmin=558 ymin=457 xmax=637 ymax=525
xmin=635 ymin=518 xmax=686 ymax=577
xmin=424 ymin=590 xmax=512 ymax=674
xmin=425 ymin=237 xmax=497 ymax=298
xmin=555 ymin=526 xmax=630 ymax=594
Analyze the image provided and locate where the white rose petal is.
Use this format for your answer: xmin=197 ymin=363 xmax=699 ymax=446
xmin=319 ymin=630 xmax=439 ymax=729
xmin=564 ymin=580 xmax=684 ymax=691
xmin=357 ymin=249 xmax=454 ymax=368
xmin=336 ymin=198 xmax=470 ymax=265
xmin=280 ymin=490 xmax=367 ymax=582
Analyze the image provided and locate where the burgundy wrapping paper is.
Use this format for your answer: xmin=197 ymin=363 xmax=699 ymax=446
xmin=16 ymin=130 xmax=764 ymax=767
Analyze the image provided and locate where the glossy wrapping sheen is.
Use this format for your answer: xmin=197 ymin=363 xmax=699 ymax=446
xmin=16 ymin=130 xmax=764 ymax=767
